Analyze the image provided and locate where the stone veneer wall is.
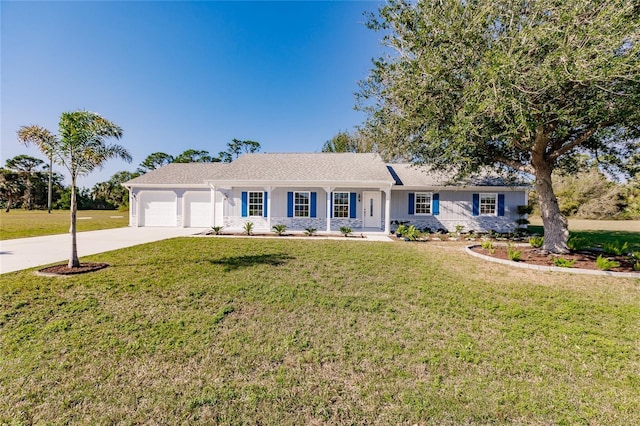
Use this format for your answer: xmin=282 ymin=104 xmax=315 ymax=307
xmin=393 ymin=217 xmax=516 ymax=234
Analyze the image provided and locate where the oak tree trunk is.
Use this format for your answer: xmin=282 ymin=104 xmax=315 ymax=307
xmin=532 ymin=154 xmax=569 ymax=254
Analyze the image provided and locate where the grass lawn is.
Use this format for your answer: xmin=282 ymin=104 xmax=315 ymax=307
xmin=1 ymin=237 xmax=639 ymax=424
xmin=0 ymin=210 xmax=129 ymax=240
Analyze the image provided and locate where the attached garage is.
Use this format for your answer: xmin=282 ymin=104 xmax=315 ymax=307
xmin=139 ymin=191 xmax=177 ymax=227
xmin=184 ymin=191 xmax=212 ymax=227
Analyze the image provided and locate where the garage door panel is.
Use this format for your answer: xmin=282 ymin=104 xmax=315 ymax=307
xmin=141 ymin=191 xmax=177 ymax=227
xmin=185 ymin=191 xmax=211 ymax=227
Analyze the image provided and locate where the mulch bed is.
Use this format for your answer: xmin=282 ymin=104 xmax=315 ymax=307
xmin=471 ymin=246 xmax=636 ymax=273
xmin=37 ymin=262 xmax=109 ymax=276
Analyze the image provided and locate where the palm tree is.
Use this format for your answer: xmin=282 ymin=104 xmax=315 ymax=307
xmin=20 ymin=110 xmax=131 ymax=268
xmin=17 ymin=126 xmax=58 ymax=213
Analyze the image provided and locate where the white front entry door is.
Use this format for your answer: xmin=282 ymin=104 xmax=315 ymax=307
xmin=362 ymin=191 xmax=382 ymax=228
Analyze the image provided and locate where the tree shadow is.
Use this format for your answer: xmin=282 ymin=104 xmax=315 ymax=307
xmin=210 ymin=253 xmax=294 ymax=272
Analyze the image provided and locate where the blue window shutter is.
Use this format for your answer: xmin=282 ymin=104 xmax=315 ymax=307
xmin=263 ymin=191 xmax=268 ymax=217
xmin=310 ymin=192 xmax=317 ymax=218
xmin=408 ymin=193 xmax=415 ymax=215
xmin=432 ymin=193 xmax=440 ymax=215
xmin=498 ymin=194 xmax=505 ymax=216
xmin=241 ymin=192 xmax=248 ymax=217
xmin=287 ymin=192 xmax=293 ymax=217
xmin=349 ymin=192 xmax=357 ymax=218
xmin=472 ymin=193 xmax=480 ymax=216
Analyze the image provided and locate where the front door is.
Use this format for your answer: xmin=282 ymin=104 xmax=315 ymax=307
xmin=363 ymin=191 xmax=381 ymax=228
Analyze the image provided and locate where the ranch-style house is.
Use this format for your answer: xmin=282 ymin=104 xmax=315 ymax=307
xmin=123 ymin=153 xmax=529 ymax=234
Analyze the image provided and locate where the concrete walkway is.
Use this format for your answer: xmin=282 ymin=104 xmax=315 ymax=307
xmin=0 ymin=227 xmax=207 ymax=274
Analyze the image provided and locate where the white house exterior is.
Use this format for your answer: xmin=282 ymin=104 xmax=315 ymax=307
xmin=123 ymin=153 xmax=529 ymax=234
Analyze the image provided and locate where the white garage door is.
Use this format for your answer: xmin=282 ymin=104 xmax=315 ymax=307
xmin=184 ymin=191 xmax=211 ymax=227
xmin=140 ymin=191 xmax=177 ymax=227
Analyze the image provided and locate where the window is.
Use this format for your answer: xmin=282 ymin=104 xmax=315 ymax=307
xmin=415 ymin=193 xmax=432 ymax=215
xmin=480 ymin=193 xmax=497 ymax=215
xmin=333 ymin=192 xmax=349 ymax=218
xmin=248 ymin=191 xmax=263 ymax=216
xmin=294 ymin=191 xmax=310 ymax=217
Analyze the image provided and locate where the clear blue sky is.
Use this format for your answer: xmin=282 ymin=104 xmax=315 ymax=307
xmin=1 ymin=0 xmax=382 ymax=187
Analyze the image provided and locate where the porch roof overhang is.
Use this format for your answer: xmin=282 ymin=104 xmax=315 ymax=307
xmin=390 ymin=185 xmax=531 ymax=191
xmin=122 ymin=183 xmax=211 ymax=190
xmin=205 ymin=179 xmax=394 ymax=189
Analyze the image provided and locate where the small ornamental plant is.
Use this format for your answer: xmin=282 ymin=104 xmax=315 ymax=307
xmin=395 ymin=224 xmax=408 ymax=237
xmin=481 ymin=240 xmax=495 ymax=254
xmin=404 ymin=225 xmax=421 ymax=241
xmin=596 ymin=255 xmax=620 ymax=271
xmin=529 ymin=236 xmax=544 ymax=248
xmin=210 ymin=226 xmax=224 ymax=235
xmin=272 ymin=224 xmax=287 ymax=236
xmin=304 ymin=227 xmax=317 ymax=236
xmin=339 ymin=226 xmax=352 ymax=237
xmin=507 ymin=244 xmax=522 ymax=261
xmin=243 ymin=221 xmax=254 ymax=236
xmin=602 ymin=241 xmax=629 ymax=256
xmin=553 ymin=257 xmax=576 ymax=268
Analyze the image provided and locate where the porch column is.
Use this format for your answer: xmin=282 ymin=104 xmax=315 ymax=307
xmin=324 ymin=187 xmax=333 ymax=233
xmin=384 ymin=187 xmax=391 ymax=234
xmin=210 ymin=185 xmax=216 ymax=227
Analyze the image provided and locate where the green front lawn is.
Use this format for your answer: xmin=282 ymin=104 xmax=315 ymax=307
xmin=1 ymin=238 xmax=639 ymax=424
xmin=0 ymin=210 xmax=129 ymax=240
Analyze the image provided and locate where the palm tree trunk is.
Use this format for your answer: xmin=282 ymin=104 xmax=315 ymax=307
xmin=69 ymin=178 xmax=80 ymax=268
xmin=48 ymin=157 xmax=53 ymax=214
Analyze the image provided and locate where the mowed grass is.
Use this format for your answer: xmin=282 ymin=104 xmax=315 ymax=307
xmin=1 ymin=238 xmax=639 ymax=424
xmin=0 ymin=210 xmax=129 ymax=240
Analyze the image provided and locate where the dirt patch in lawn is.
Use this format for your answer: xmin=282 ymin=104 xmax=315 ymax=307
xmin=470 ymin=246 xmax=637 ymax=273
xmin=37 ymin=262 xmax=109 ymax=276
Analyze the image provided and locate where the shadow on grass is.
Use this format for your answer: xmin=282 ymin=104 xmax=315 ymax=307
xmin=529 ymin=226 xmax=640 ymax=251
xmin=211 ymin=253 xmax=294 ymax=272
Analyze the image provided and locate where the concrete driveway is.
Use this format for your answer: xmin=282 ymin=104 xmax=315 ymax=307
xmin=0 ymin=227 xmax=207 ymax=274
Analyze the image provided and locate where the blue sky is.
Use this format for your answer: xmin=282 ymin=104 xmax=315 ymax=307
xmin=1 ymin=0 xmax=382 ymax=187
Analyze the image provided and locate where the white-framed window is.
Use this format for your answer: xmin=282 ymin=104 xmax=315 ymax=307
xmin=333 ymin=192 xmax=349 ymax=218
xmin=480 ymin=193 xmax=497 ymax=215
xmin=415 ymin=192 xmax=432 ymax=215
xmin=248 ymin=191 xmax=263 ymax=216
xmin=294 ymin=191 xmax=310 ymax=217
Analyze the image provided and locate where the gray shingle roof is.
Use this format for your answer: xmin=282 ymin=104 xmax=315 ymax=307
xmin=389 ymin=163 xmax=529 ymax=187
xmin=124 ymin=163 xmax=228 ymax=185
xmin=211 ymin=153 xmax=395 ymax=184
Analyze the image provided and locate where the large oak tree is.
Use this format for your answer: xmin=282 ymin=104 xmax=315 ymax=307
xmin=358 ymin=0 xmax=640 ymax=253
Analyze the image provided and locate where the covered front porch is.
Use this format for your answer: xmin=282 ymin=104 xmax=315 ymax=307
xmin=209 ymin=184 xmax=393 ymax=234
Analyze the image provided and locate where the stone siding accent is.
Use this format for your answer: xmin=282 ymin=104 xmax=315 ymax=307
xmin=392 ymin=217 xmax=516 ymax=234
xmin=271 ymin=217 xmax=326 ymax=231
xmin=224 ymin=216 xmax=268 ymax=231
xmin=330 ymin=219 xmax=363 ymax=231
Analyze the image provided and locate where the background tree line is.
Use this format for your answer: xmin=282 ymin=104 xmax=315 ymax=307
xmin=1 ymin=139 xmax=260 ymax=211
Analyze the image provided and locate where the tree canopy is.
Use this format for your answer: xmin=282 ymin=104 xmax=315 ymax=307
xmin=358 ymin=0 xmax=640 ymax=252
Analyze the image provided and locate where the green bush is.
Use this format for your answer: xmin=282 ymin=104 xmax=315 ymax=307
xmin=395 ymin=224 xmax=408 ymax=236
xmin=304 ymin=227 xmax=317 ymax=236
xmin=596 ymin=255 xmax=620 ymax=271
xmin=529 ymin=236 xmax=544 ymax=248
xmin=210 ymin=226 xmax=224 ymax=235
